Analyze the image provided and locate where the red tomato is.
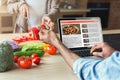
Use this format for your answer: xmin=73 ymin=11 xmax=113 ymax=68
xmin=31 ymin=53 xmax=39 ymax=59
xmin=44 ymin=45 xmax=57 ymax=55
xmin=18 ymin=56 xmax=32 ymax=69
xmin=40 ymin=24 xmax=46 ymax=29
xmin=32 ymin=57 xmax=40 ymax=65
xmin=14 ymin=56 xmax=19 ymax=63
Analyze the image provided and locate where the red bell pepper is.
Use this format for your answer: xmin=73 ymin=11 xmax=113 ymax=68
xmin=28 ymin=27 xmax=40 ymax=40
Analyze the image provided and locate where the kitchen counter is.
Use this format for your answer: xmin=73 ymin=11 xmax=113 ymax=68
xmin=0 ymin=29 xmax=119 ymax=80
xmin=102 ymin=29 xmax=120 ymax=35
xmin=60 ymin=8 xmax=90 ymax=17
xmin=0 ymin=33 xmax=79 ymax=80
xmin=60 ymin=9 xmax=90 ymax=13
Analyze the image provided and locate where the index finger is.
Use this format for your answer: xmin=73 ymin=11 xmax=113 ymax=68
xmin=90 ymin=43 xmax=102 ymax=53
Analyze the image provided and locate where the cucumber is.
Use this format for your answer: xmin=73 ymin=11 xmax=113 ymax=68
xmin=14 ymin=50 xmax=45 ymax=57
xmin=21 ymin=43 xmax=44 ymax=52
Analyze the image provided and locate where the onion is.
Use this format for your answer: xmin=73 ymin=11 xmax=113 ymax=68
xmin=6 ymin=41 xmax=19 ymax=51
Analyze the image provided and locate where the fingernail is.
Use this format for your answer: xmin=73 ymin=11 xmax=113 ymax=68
xmin=93 ymin=52 xmax=96 ymax=55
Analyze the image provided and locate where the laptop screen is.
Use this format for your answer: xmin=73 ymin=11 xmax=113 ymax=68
xmin=58 ymin=17 xmax=103 ymax=49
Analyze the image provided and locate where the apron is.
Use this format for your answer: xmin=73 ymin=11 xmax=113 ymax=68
xmin=14 ymin=0 xmax=47 ymax=33
xmin=25 ymin=0 xmax=47 ymax=28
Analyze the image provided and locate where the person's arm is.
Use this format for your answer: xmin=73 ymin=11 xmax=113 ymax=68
xmin=73 ymin=51 xmax=120 ymax=80
xmin=53 ymin=38 xmax=80 ymax=68
xmin=7 ymin=0 xmax=26 ymax=14
xmin=73 ymin=43 xmax=119 ymax=79
xmin=39 ymin=29 xmax=120 ymax=80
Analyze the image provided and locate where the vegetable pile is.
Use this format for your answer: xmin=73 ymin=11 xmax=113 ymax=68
xmin=10 ymin=26 xmax=57 ymax=69
xmin=14 ymin=43 xmax=45 ymax=57
xmin=13 ymin=42 xmax=44 ymax=69
xmin=16 ymin=53 xmax=41 ymax=69
xmin=13 ymin=42 xmax=57 ymax=69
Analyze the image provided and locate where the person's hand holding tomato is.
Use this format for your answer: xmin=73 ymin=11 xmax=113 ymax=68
xmin=39 ymin=24 xmax=46 ymax=29
xmin=39 ymin=29 xmax=58 ymax=55
xmin=39 ymin=29 xmax=59 ymax=46
xmin=42 ymin=16 xmax=54 ymax=30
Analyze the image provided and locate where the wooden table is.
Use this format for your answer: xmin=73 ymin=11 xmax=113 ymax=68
xmin=0 ymin=33 xmax=79 ymax=80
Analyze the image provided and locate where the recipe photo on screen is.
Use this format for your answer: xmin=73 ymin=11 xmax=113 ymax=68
xmin=60 ymin=19 xmax=103 ymax=48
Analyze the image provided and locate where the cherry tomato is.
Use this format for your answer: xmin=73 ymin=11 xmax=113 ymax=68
xmin=32 ymin=57 xmax=40 ymax=65
xmin=44 ymin=45 xmax=57 ymax=55
xmin=40 ymin=24 xmax=46 ymax=29
xmin=18 ymin=56 xmax=32 ymax=69
xmin=14 ymin=56 xmax=19 ymax=63
xmin=31 ymin=53 xmax=39 ymax=59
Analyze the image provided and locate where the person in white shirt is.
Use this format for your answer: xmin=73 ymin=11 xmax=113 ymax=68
xmin=7 ymin=0 xmax=60 ymax=33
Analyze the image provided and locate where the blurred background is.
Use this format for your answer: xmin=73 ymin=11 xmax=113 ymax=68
xmin=0 ymin=0 xmax=120 ymax=33
xmin=0 ymin=0 xmax=120 ymax=50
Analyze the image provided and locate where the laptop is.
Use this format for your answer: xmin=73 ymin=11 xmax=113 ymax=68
xmin=57 ymin=17 xmax=103 ymax=57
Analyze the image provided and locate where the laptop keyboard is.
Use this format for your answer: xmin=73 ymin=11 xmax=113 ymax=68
xmin=73 ymin=49 xmax=91 ymax=57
